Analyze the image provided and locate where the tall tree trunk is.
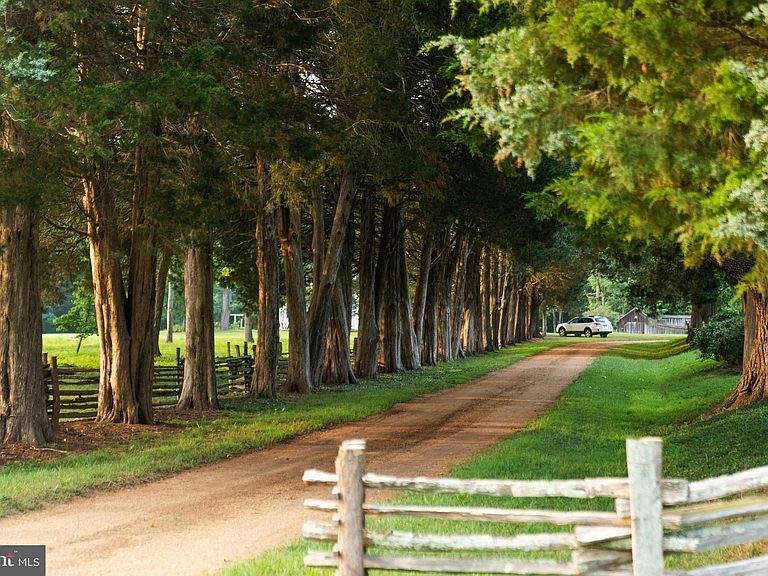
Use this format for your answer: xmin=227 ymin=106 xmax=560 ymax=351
xmin=438 ymin=236 xmax=459 ymax=363
xmin=421 ymin=231 xmax=447 ymax=365
xmin=461 ymin=249 xmax=480 ymax=356
xmin=177 ymin=240 xmax=218 ymax=410
xmin=83 ymin=179 xmax=139 ymax=424
xmin=480 ymin=247 xmax=494 ymax=352
xmin=413 ymin=229 xmax=434 ymax=346
xmin=278 ymin=198 xmax=311 ymax=394
xmin=725 ymin=289 xmax=768 ymax=407
xmin=244 ymin=313 xmax=254 ymax=343
xmin=311 ymin=185 xmax=325 ymax=292
xmin=498 ymin=258 xmax=511 ymax=347
xmin=504 ymin=275 xmax=518 ymax=345
xmin=490 ymin=249 xmax=501 ymax=350
xmin=165 ymin=281 xmax=174 ymax=343
xmin=308 ymin=171 xmax=356 ymax=387
xmin=355 ymin=192 xmax=378 ymax=378
xmin=324 ymin=283 xmax=357 ymax=384
xmin=422 ymin=267 xmax=439 ymax=366
xmin=452 ymin=239 xmax=470 ymax=358
xmin=0 ymin=204 xmax=52 ymax=445
xmin=377 ymin=205 xmax=403 ymax=372
xmin=322 ymin=191 xmax=357 ymax=385
xmin=128 ymin=142 xmax=158 ymax=424
xmin=220 ymin=287 xmax=231 ymax=330
xmin=513 ymin=284 xmax=524 ymax=343
xmin=253 ymin=158 xmax=280 ymax=397
xmin=153 ymin=249 xmax=171 ymax=356
xmin=398 ymin=226 xmax=421 ymax=370
xmin=743 ymin=290 xmax=758 ymax=372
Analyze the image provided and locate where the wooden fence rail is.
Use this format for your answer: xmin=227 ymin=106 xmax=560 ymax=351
xmin=303 ymin=438 xmax=768 ymax=576
xmin=43 ymin=337 xmax=360 ymax=425
xmin=43 ymin=341 xmax=257 ymax=425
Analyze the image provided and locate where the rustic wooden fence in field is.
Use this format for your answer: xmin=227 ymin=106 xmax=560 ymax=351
xmin=43 ymin=342 xmax=257 ymax=425
xmin=303 ymin=438 xmax=768 ymax=576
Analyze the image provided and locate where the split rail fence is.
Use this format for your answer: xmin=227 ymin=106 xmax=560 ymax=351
xmin=44 ymin=337 xmax=361 ymax=425
xmin=43 ymin=342 xmax=259 ymax=425
xmin=303 ymin=438 xmax=768 ymax=575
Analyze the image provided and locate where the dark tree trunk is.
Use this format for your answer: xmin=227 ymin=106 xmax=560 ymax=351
xmin=253 ymin=158 xmax=280 ymax=397
xmin=0 ymin=204 xmax=52 ymax=445
xmin=743 ymin=290 xmax=758 ymax=372
xmin=165 ymin=281 xmax=174 ymax=343
xmin=244 ymin=314 xmax=254 ymax=343
xmin=438 ymin=236 xmax=459 ymax=363
xmin=725 ymin=289 xmax=768 ymax=407
xmin=499 ymin=258 xmax=511 ymax=347
xmin=421 ymin=231 xmax=447 ymax=366
xmin=311 ymin=185 xmax=325 ymax=292
xmin=308 ymin=171 xmax=356 ymax=387
xmin=480 ymin=247 xmax=494 ymax=352
xmin=513 ymin=283 xmax=524 ymax=343
xmin=278 ymin=198 xmax=311 ymax=394
xmin=461 ymin=249 xmax=480 ymax=356
xmin=398 ymin=225 xmax=421 ymax=370
xmin=504 ymin=275 xmax=518 ymax=345
xmin=377 ymin=205 xmax=403 ymax=372
xmin=490 ymin=250 xmax=501 ymax=350
xmin=323 ymin=283 xmax=357 ymax=384
xmin=452 ymin=239 xmax=471 ymax=358
xmin=422 ymin=271 xmax=439 ymax=366
xmin=177 ymin=240 xmax=218 ymax=410
xmin=355 ymin=192 xmax=379 ymax=379
xmin=413 ymin=229 xmax=434 ymax=346
xmin=153 ymin=249 xmax=171 ymax=356
xmin=220 ymin=288 xmax=231 ymax=330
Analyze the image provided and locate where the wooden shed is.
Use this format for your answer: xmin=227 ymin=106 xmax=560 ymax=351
xmin=617 ymin=308 xmax=689 ymax=335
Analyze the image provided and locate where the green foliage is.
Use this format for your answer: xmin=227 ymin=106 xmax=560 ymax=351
xmin=693 ymin=307 xmax=745 ymax=367
xmin=441 ymin=0 xmax=768 ymax=290
xmin=52 ymin=283 xmax=96 ymax=353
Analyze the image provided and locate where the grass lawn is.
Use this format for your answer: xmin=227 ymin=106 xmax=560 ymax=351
xmin=0 ymin=338 xmax=582 ymax=518
xmin=221 ymin=339 xmax=767 ymax=575
xmin=42 ymin=328 xmax=287 ymax=368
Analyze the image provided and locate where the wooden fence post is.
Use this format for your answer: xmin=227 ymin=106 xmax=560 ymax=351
xmin=336 ymin=439 xmax=367 ymax=576
xmin=235 ymin=344 xmax=241 ymax=357
xmin=50 ymin=356 xmax=61 ymax=430
xmin=627 ymin=437 xmax=664 ymax=576
xmin=227 ymin=341 xmax=232 ymax=357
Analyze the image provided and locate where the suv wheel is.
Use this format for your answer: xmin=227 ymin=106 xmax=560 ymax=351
xmin=558 ymin=327 xmax=566 ymax=337
xmin=584 ymin=328 xmax=593 ymax=338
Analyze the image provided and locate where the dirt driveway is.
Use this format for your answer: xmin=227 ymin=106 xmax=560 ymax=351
xmin=1 ymin=340 xmax=614 ymax=576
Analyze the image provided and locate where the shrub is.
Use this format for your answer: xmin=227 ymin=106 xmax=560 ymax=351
xmin=692 ymin=310 xmax=744 ymax=367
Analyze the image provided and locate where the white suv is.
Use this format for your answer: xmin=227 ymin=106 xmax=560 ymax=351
xmin=556 ymin=316 xmax=613 ymax=338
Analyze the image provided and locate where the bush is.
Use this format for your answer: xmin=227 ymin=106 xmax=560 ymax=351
xmin=692 ymin=310 xmax=744 ymax=367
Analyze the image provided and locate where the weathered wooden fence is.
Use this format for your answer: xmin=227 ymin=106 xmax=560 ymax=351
xmin=43 ymin=342 xmax=257 ymax=424
xmin=303 ymin=438 xmax=768 ymax=575
xmin=44 ymin=337 xmax=360 ymax=424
